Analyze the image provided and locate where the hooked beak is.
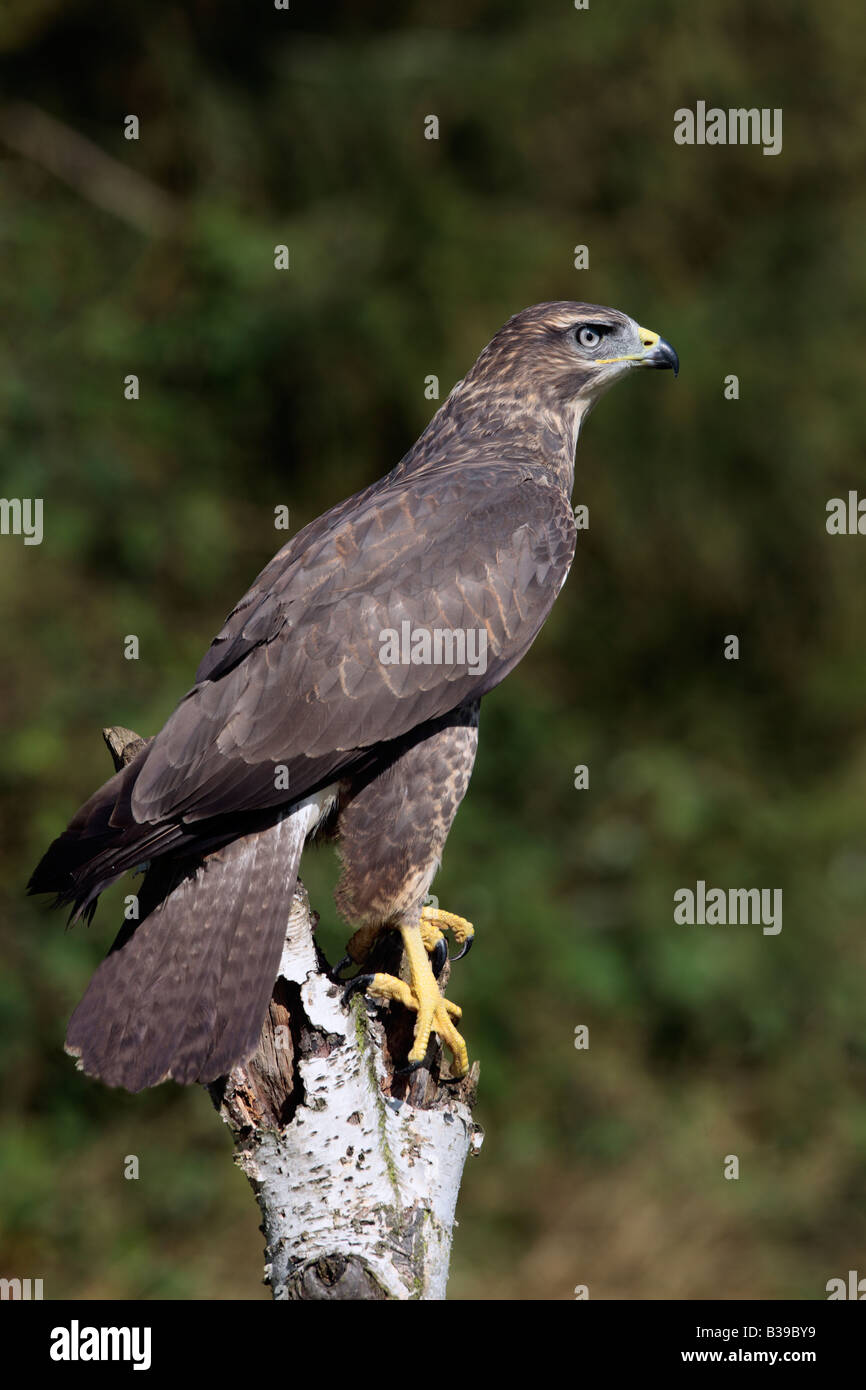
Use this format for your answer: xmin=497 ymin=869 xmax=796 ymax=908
xmin=635 ymin=325 xmax=679 ymax=376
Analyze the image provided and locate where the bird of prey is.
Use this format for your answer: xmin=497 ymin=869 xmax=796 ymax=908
xmin=29 ymin=302 xmax=678 ymax=1091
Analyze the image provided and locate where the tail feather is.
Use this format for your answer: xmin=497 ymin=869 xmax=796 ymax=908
xmin=27 ymin=744 xmax=163 ymax=917
xmin=64 ymin=805 xmax=315 ymax=1091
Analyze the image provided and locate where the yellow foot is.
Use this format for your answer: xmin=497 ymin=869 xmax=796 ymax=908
xmin=360 ymin=920 xmax=469 ymax=1076
xmin=420 ymin=903 xmax=475 ymax=960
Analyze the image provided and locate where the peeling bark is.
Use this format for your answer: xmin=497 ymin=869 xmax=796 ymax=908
xmin=209 ymin=884 xmax=481 ymax=1300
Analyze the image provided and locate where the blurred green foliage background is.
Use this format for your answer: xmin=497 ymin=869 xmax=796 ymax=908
xmin=2 ymin=0 xmax=865 ymax=1300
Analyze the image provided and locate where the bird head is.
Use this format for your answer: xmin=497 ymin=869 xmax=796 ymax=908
xmin=409 ymin=301 xmax=678 ymax=483
xmin=472 ymin=301 xmax=678 ymax=415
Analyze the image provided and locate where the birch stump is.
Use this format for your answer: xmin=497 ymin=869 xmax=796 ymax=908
xmin=103 ymin=725 xmax=482 ymax=1301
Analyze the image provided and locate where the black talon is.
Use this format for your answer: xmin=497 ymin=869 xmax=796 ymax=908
xmin=452 ymin=934 xmax=474 ymax=962
xmin=430 ymin=936 xmax=448 ymax=979
xmin=394 ymin=1058 xmax=426 ymax=1077
xmin=341 ymin=973 xmax=375 ymax=1007
xmin=331 ymin=954 xmax=354 ymax=982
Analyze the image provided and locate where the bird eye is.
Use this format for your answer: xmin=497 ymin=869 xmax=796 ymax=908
xmin=577 ymin=326 xmax=601 ymax=349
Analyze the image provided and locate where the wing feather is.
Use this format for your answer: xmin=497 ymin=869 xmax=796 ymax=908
xmin=131 ymin=464 xmax=575 ymax=824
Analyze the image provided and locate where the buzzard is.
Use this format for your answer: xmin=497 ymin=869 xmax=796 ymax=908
xmin=29 ymin=302 xmax=678 ymax=1090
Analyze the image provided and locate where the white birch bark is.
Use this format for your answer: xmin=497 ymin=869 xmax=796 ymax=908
xmin=209 ymin=884 xmax=482 ymax=1301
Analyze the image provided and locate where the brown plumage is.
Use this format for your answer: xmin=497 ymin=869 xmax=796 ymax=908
xmin=29 ymin=301 xmax=678 ymax=1090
